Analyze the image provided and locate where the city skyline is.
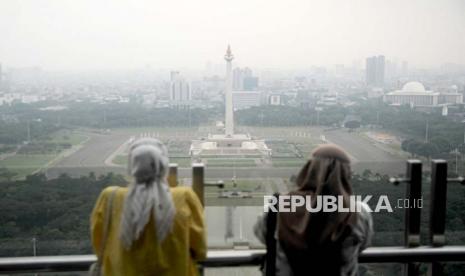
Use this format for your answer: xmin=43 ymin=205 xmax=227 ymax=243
xmin=0 ymin=0 xmax=464 ymax=71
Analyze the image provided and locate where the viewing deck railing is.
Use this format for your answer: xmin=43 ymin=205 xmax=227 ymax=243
xmin=1 ymin=246 xmax=465 ymax=274
xmin=0 ymin=159 xmax=464 ymax=275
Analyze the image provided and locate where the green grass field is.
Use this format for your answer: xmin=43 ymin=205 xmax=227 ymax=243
xmin=170 ymin=157 xmax=193 ymax=167
xmin=0 ymin=154 xmax=57 ymax=178
xmin=0 ymin=154 xmax=56 ymax=167
xmin=204 ymin=158 xmax=257 ymax=167
xmin=113 ymin=154 xmax=192 ymax=167
xmin=271 ymin=158 xmax=306 ymax=167
xmin=0 ymin=130 xmax=89 ymax=179
xmin=114 ymin=127 xmax=201 ymax=136
xmin=113 ymin=155 xmax=128 ymax=166
xmin=48 ymin=130 xmax=88 ymax=146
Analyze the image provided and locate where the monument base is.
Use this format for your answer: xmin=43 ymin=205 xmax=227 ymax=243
xmin=190 ymin=133 xmax=271 ymax=156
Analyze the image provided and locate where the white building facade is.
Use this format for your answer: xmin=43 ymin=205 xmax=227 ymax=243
xmin=383 ymin=81 xmax=462 ymax=107
xmin=232 ymin=91 xmax=261 ymax=110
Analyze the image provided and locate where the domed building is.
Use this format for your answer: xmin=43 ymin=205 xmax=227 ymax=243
xmin=383 ymin=81 xmax=462 ymax=107
xmin=401 ymin=81 xmax=427 ymax=93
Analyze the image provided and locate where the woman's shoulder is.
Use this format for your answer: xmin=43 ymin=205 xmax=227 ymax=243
xmin=170 ymin=186 xmax=196 ymax=198
xmin=100 ymin=185 xmax=127 ymax=194
xmin=170 ymin=186 xmax=202 ymax=208
xmin=98 ymin=186 xmax=127 ymax=202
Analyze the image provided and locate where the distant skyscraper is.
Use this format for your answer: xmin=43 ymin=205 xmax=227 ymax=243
xmin=170 ymin=71 xmax=191 ymax=103
xmin=232 ymin=91 xmax=261 ymax=110
xmin=232 ymin=68 xmax=243 ymax=90
xmin=232 ymin=67 xmax=258 ymax=90
xmin=385 ymin=59 xmax=398 ymax=79
xmin=269 ymin=94 xmax=282 ymax=105
xmin=401 ymin=61 xmax=409 ymax=76
xmin=366 ymin=55 xmax=385 ymax=86
xmin=243 ymin=77 xmax=258 ymax=91
xmin=366 ymin=57 xmax=376 ymax=85
xmin=377 ymin=56 xmax=385 ymax=85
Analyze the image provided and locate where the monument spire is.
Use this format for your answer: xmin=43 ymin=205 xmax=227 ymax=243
xmin=224 ymin=45 xmax=234 ymax=136
xmin=225 ymin=44 xmax=234 ymax=61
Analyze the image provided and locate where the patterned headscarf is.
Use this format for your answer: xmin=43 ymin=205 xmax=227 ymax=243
xmin=119 ymin=138 xmax=175 ymax=249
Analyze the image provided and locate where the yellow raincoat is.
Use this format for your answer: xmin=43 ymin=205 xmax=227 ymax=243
xmin=91 ymin=186 xmax=206 ymax=276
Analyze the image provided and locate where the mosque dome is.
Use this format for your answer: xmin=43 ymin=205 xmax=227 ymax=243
xmin=402 ymin=82 xmax=427 ymax=93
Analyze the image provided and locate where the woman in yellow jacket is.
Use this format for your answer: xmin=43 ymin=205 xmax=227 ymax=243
xmin=91 ymin=138 xmax=206 ymax=276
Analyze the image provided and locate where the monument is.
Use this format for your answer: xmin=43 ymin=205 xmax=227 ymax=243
xmin=190 ymin=45 xmax=271 ymax=157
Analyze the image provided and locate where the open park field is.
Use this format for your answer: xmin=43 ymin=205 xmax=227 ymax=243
xmin=0 ymin=130 xmax=88 ymax=179
xmin=0 ymin=125 xmax=406 ymax=180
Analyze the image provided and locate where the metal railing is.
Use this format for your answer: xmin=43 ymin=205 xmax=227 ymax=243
xmin=390 ymin=160 xmax=423 ymax=275
xmin=427 ymin=160 xmax=465 ymax=275
xmin=0 ymin=160 xmax=464 ymax=275
xmin=1 ymin=246 xmax=465 ymax=274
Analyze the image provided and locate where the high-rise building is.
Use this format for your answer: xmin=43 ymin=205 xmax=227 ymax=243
xmin=232 ymin=91 xmax=261 ymax=110
xmin=269 ymin=94 xmax=282 ymax=105
xmin=232 ymin=67 xmax=258 ymax=90
xmin=366 ymin=55 xmax=385 ymax=86
xmin=243 ymin=77 xmax=258 ymax=91
xmin=170 ymin=71 xmax=191 ymax=103
xmin=401 ymin=61 xmax=409 ymax=76
xmin=232 ymin=68 xmax=243 ymax=90
xmin=366 ymin=57 xmax=376 ymax=85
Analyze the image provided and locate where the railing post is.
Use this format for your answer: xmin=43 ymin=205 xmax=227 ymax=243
xmin=429 ymin=160 xmax=447 ymax=247
xmin=168 ymin=163 xmax=178 ymax=187
xmin=428 ymin=160 xmax=448 ymax=275
xmin=404 ymin=160 xmax=423 ymax=276
xmin=192 ymin=163 xmax=205 ymax=276
xmin=405 ymin=160 xmax=422 ymax=247
xmin=192 ymin=163 xmax=205 ymax=206
xmin=428 ymin=159 xmax=465 ymax=275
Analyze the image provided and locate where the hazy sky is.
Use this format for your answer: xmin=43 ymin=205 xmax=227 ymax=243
xmin=1 ymin=0 xmax=464 ymax=70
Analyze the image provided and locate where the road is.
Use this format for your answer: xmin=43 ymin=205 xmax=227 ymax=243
xmin=323 ymin=128 xmax=404 ymax=175
xmin=323 ymin=129 xmax=400 ymax=162
xmin=53 ymin=132 xmax=129 ymax=167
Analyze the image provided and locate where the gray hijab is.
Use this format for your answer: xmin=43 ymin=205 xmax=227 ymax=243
xmin=119 ymin=138 xmax=175 ymax=249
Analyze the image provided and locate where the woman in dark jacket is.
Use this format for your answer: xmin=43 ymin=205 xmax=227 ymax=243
xmin=254 ymin=144 xmax=373 ymax=276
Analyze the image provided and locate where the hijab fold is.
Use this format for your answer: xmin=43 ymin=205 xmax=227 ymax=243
xmin=119 ymin=138 xmax=175 ymax=249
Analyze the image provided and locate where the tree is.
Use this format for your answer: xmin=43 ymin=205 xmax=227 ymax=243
xmin=416 ymin=142 xmax=439 ymax=159
xmin=25 ymin=173 xmax=47 ymax=183
xmin=430 ymin=136 xmax=451 ymax=154
xmin=88 ymin=171 xmax=96 ymax=181
xmin=457 ymin=143 xmax=465 ymax=155
xmin=0 ymin=168 xmax=18 ymax=182
xmin=58 ymin=172 xmax=71 ymax=180
xmin=345 ymin=120 xmax=361 ymax=130
xmin=362 ymin=169 xmax=373 ymax=179
xmin=401 ymin=139 xmax=417 ymax=157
